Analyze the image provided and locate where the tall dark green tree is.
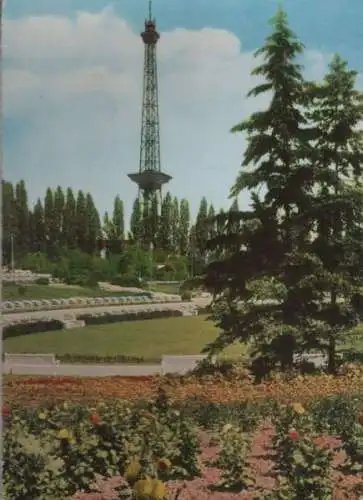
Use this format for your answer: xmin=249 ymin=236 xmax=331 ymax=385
xmin=31 ymin=198 xmax=46 ymax=253
xmin=171 ymin=196 xmax=180 ymax=253
xmin=130 ymin=198 xmax=142 ymax=244
xmin=195 ymin=196 xmax=209 ymax=257
xmin=207 ymin=204 xmax=216 ymax=243
xmin=149 ymin=195 xmax=159 ymax=247
xmin=304 ymin=54 xmax=363 ymax=371
xmin=202 ymin=8 xmax=316 ymax=373
xmin=54 ymin=186 xmax=65 ymax=248
xmin=179 ymin=199 xmax=190 ymax=256
xmin=63 ymin=188 xmax=77 ymax=250
xmin=158 ymin=192 xmax=173 ymax=251
xmin=141 ymin=201 xmax=153 ymax=247
xmin=75 ymin=190 xmax=88 ymax=253
xmin=112 ymin=195 xmax=125 ymax=242
xmin=2 ymin=181 xmax=16 ymax=264
xmin=85 ymin=192 xmax=101 ymax=254
xmin=14 ymin=180 xmax=30 ymax=259
xmin=44 ymin=187 xmax=55 ymax=257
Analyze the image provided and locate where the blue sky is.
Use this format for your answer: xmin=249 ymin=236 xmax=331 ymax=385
xmin=4 ymin=0 xmax=363 ymax=224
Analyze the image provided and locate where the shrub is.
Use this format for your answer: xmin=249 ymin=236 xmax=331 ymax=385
xmin=110 ymin=274 xmax=144 ymax=288
xmin=35 ymin=277 xmax=50 ymax=285
xmin=77 ymin=309 xmax=183 ymax=325
xmin=272 ymin=403 xmax=333 ymax=499
xmin=57 ymin=353 xmax=147 ymax=364
xmin=212 ymin=424 xmax=252 ymax=491
xmin=3 ymin=423 xmax=64 ymax=500
xmin=180 ymin=290 xmax=192 ymax=302
xmin=341 ymin=413 xmax=363 ymax=472
xmin=4 ymin=319 xmax=64 ymax=340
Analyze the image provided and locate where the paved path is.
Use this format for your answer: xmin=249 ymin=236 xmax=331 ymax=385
xmin=3 ymin=299 xmax=210 ymax=325
xmin=2 ymin=362 xmax=162 ymax=377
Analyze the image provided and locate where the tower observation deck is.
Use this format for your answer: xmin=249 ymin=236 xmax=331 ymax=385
xmin=127 ymin=0 xmax=172 ymax=203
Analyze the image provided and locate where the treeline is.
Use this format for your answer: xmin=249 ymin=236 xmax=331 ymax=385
xmin=3 ymin=180 xmax=232 ymax=266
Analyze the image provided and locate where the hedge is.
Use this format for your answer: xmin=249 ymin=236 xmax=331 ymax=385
xmin=55 ymin=353 xmax=151 ymax=364
xmin=77 ymin=309 xmax=183 ymax=325
xmin=3 ymin=319 xmax=64 ymax=340
xmin=35 ymin=277 xmax=50 ymax=285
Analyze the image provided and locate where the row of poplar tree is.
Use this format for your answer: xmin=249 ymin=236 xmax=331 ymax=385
xmin=2 ymin=180 xmax=233 ymax=264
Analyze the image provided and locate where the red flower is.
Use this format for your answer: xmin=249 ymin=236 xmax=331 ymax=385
xmin=357 ymin=413 xmax=363 ymax=425
xmin=2 ymin=405 xmax=11 ymax=418
xmin=314 ymin=436 xmax=329 ymax=449
xmin=89 ymin=413 xmax=101 ymax=425
xmin=288 ymin=430 xmax=300 ymax=441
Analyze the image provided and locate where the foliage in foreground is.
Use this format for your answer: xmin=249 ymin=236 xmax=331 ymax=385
xmin=3 ymin=391 xmax=363 ymax=499
xmin=3 ymin=392 xmax=200 ymax=499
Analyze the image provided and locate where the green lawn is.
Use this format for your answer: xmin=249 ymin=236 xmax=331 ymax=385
xmin=4 ymin=314 xmax=362 ymax=364
xmin=3 ymin=315 xmax=247 ymax=362
xmin=3 ymin=284 xmax=148 ymax=301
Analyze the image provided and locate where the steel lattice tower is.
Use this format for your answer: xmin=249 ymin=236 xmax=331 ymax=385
xmin=128 ymin=0 xmax=172 ymax=205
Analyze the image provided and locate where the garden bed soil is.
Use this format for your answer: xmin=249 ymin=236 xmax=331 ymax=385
xmin=73 ymin=422 xmax=363 ymax=499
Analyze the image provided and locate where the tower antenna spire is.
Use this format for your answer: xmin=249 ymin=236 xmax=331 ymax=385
xmin=127 ymin=0 xmax=172 ymax=218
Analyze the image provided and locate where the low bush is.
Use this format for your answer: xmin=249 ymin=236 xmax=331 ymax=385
xmin=3 ymin=319 xmax=64 ymax=340
xmin=77 ymin=309 xmax=183 ymax=325
xmin=110 ymin=274 xmax=145 ymax=288
xmin=57 ymin=353 xmax=148 ymax=364
xmin=180 ymin=290 xmax=192 ymax=302
xmin=35 ymin=277 xmax=50 ymax=285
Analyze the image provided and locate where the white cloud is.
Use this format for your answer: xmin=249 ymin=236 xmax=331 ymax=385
xmin=4 ymin=8 xmax=331 ymax=223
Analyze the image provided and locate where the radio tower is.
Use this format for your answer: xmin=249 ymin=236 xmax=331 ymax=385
xmin=128 ymin=0 xmax=172 ymax=206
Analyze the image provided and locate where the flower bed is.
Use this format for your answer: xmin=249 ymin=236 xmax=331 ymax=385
xmin=4 ymin=365 xmax=363 ymax=407
xmin=3 ymin=392 xmax=363 ymax=499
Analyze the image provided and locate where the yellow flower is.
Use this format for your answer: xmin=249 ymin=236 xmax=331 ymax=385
xmin=292 ymin=402 xmax=305 ymax=415
xmin=58 ymin=429 xmax=70 ymax=440
xmin=222 ymin=423 xmax=233 ymax=434
xmin=134 ymin=477 xmax=154 ymax=499
xmin=152 ymin=479 xmax=166 ymax=499
xmin=38 ymin=412 xmax=47 ymax=420
xmin=157 ymin=457 xmax=171 ymax=471
xmin=124 ymin=460 xmax=142 ymax=484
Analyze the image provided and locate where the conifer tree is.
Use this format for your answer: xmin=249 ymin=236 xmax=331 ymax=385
xmin=303 ymin=54 xmax=363 ymax=371
xmin=203 ymin=8 xmax=315 ymax=373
